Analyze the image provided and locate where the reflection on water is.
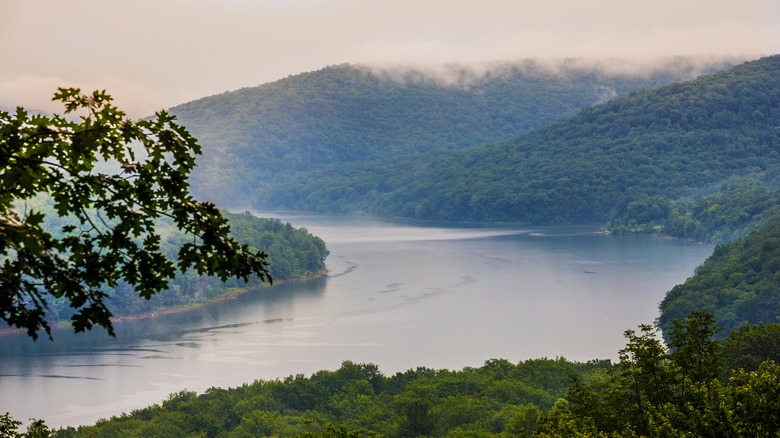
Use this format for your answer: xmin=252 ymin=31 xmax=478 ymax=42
xmin=1 ymin=277 xmax=327 ymax=357
xmin=0 ymin=214 xmax=712 ymax=428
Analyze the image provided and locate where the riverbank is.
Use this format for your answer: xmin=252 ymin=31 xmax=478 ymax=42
xmin=0 ymin=269 xmax=328 ymax=336
xmin=111 ymin=269 xmax=329 ymax=324
xmin=608 ymin=228 xmax=714 ymax=246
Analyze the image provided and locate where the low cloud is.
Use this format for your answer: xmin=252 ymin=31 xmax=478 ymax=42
xmin=2 ymin=0 xmax=777 ymax=113
xmin=346 ymin=21 xmax=776 ymax=68
xmin=360 ymin=55 xmax=749 ymax=92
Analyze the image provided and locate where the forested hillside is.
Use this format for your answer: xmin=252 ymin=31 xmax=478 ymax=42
xmin=658 ymin=213 xmax=780 ymax=338
xmin=170 ymin=58 xmax=735 ymax=205
xmin=105 ymin=211 xmax=327 ymax=321
xmin=254 ymin=56 xmax=780 ymax=230
xmin=99 ymin=211 xmax=328 ymax=320
xmin=608 ymin=181 xmax=780 ymax=244
xmin=21 ymin=196 xmax=328 ymax=325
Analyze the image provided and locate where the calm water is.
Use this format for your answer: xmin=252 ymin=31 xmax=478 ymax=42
xmin=0 ymin=213 xmax=712 ymax=427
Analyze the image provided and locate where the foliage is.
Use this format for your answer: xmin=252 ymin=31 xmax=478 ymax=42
xmin=658 ymin=213 xmax=780 ymax=338
xmin=0 ymin=413 xmax=53 ymax=438
xmin=53 ymin=358 xmax=611 ymax=437
xmin=31 ymin=209 xmax=328 ymax=323
xmin=720 ymin=322 xmax=780 ymax=375
xmin=4 ymin=313 xmax=775 ymax=437
xmin=44 ymin=312 xmax=780 ymax=437
xmin=0 ymin=89 xmax=270 ymax=340
xmin=609 ymin=180 xmax=780 ymax=243
xmin=538 ymin=312 xmax=780 ymax=438
xmin=729 ymin=361 xmax=780 ymax=436
xmin=254 ymin=56 xmax=780 ymax=227
xmin=0 ymin=413 xmax=22 ymax=438
xmin=223 ymin=211 xmax=328 ymax=281
xmin=169 ymin=60 xmax=735 ymax=205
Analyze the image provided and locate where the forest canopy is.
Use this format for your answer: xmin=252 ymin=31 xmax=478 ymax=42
xmin=608 ymin=180 xmax=780 ymax=243
xmin=658 ymin=213 xmax=780 ymax=338
xmin=169 ymin=59 xmax=735 ymax=205
xmin=253 ymin=56 xmax=780 ymax=232
xmin=47 ymin=312 xmax=780 ymax=438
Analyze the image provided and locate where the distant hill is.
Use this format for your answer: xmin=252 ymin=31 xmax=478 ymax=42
xmin=170 ymin=58 xmax=737 ymax=205
xmin=254 ymin=56 xmax=780 ymax=226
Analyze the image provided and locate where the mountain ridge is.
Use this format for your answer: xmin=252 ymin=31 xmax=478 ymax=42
xmin=169 ymin=57 xmax=738 ymax=205
xmin=254 ymin=55 xmax=780 ymax=226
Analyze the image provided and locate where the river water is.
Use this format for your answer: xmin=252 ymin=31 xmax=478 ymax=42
xmin=0 ymin=213 xmax=712 ymax=427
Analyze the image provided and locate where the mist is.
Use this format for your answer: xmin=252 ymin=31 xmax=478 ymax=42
xmin=1 ymin=0 xmax=777 ymax=117
xmin=360 ymin=55 xmax=750 ymax=90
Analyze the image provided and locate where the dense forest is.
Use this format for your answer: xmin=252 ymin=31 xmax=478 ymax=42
xmin=608 ymin=180 xmax=780 ymax=244
xmin=169 ymin=58 xmax=736 ymax=205
xmin=29 ymin=312 xmax=776 ymax=437
xmin=658 ymin=213 xmax=780 ymax=338
xmin=97 ymin=211 xmax=329 ymax=321
xmin=16 ymin=196 xmax=328 ymax=325
xmin=253 ymin=56 xmax=780 ymax=237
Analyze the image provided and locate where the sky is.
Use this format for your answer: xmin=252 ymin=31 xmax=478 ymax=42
xmin=2 ymin=0 xmax=778 ymax=117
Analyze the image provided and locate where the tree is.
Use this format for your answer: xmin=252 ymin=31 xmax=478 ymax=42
xmin=0 ymin=413 xmax=22 ymax=438
xmin=615 ymin=325 xmax=674 ymax=415
xmin=667 ymin=310 xmax=722 ymax=393
xmin=720 ymin=323 xmax=780 ymax=374
xmin=0 ymin=413 xmax=53 ymax=438
xmin=0 ymin=88 xmax=271 ymax=340
xmin=397 ymin=400 xmax=434 ymax=438
xmin=729 ymin=360 xmax=780 ymax=436
xmin=558 ymin=313 xmax=726 ymax=436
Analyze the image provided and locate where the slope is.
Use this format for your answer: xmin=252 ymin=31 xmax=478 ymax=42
xmin=169 ymin=58 xmax=736 ymax=205
xmin=254 ymin=55 xmax=780 ymax=225
xmin=658 ymin=213 xmax=780 ymax=338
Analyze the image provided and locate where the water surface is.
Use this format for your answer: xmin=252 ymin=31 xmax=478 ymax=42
xmin=0 ymin=213 xmax=712 ymax=427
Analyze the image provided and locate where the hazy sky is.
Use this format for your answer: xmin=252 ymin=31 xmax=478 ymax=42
xmin=2 ymin=0 xmax=778 ymax=117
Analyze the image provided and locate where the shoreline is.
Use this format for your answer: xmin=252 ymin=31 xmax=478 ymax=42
xmin=0 ymin=269 xmax=328 ymax=336
xmin=607 ymin=229 xmax=714 ymax=246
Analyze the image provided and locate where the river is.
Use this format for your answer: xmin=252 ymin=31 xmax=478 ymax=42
xmin=0 ymin=213 xmax=712 ymax=428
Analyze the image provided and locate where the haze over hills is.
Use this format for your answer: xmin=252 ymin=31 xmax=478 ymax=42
xmin=254 ymin=56 xmax=780 ymax=229
xmin=170 ymin=57 xmax=739 ymax=205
